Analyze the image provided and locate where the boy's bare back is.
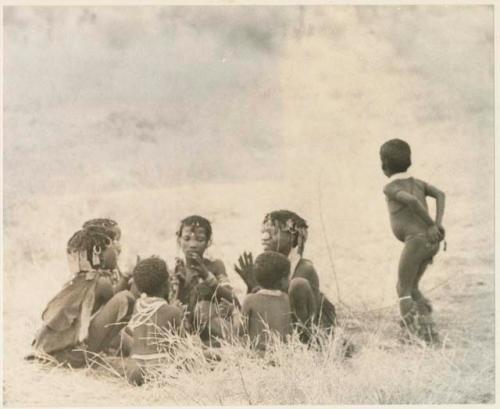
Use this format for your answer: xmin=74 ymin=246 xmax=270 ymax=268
xmin=242 ymin=291 xmax=291 ymax=349
xmin=384 ymin=177 xmax=434 ymax=242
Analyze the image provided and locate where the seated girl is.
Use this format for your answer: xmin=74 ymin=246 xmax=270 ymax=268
xmin=172 ymin=215 xmax=240 ymax=346
xmin=28 ymin=219 xmax=135 ymax=367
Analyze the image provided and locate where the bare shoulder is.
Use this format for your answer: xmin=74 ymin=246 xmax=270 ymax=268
xmin=156 ymin=303 xmax=183 ymax=326
xmin=413 ymin=178 xmax=428 ymax=189
xmin=243 ymin=293 xmax=258 ymax=306
xmin=205 ymin=258 xmax=226 ymax=274
xmin=383 ymin=180 xmax=401 ymax=196
xmin=296 ymin=259 xmax=317 ymax=276
xmin=96 ymin=275 xmax=113 ymax=300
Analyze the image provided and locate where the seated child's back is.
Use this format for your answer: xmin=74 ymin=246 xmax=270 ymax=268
xmin=128 ymin=257 xmax=183 ymax=361
xmin=242 ymin=251 xmax=291 ymax=350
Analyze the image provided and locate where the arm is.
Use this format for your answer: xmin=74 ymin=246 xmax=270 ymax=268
xmin=384 ymin=184 xmax=435 ymax=227
xmin=95 ymin=277 xmax=114 ymax=309
xmin=234 ymin=251 xmax=259 ymax=293
xmin=293 ymin=260 xmax=320 ymax=291
xmin=112 ymin=275 xmax=131 ymax=294
xmin=425 ymin=183 xmax=446 ymax=228
xmin=239 ymin=296 xmax=253 ymax=336
xmin=196 ymin=258 xmax=241 ymax=307
xmin=384 ymin=184 xmax=442 ymax=242
xmin=156 ymin=305 xmax=185 ymax=336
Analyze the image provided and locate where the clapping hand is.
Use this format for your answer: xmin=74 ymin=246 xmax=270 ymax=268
xmin=234 ymin=251 xmax=257 ymax=293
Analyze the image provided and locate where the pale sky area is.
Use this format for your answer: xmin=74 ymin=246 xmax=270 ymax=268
xmin=3 ymin=6 xmax=494 ymax=213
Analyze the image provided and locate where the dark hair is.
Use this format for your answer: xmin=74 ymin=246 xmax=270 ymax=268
xmin=380 ymin=139 xmax=412 ymax=173
xmin=254 ymin=251 xmax=290 ymax=290
xmin=67 ymin=225 xmax=116 ymax=256
xmin=263 ymin=210 xmax=308 ymax=230
xmin=176 ymin=215 xmax=212 ymax=240
xmin=263 ymin=210 xmax=308 ymax=251
xmin=133 ymin=257 xmax=169 ymax=296
xmin=82 ymin=218 xmax=121 ymax=240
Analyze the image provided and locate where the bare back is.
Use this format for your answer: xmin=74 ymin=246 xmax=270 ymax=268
xmin=384 ymin=177 xmax=430 ymax=242
xmin=130 ymin=302 xmax=183 ymax=357
xmin=242 ymin=291 xmax=291 ymax=350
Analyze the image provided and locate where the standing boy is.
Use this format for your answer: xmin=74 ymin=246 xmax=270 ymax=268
xmin=380 ymin=139 xmax=445 ymax=343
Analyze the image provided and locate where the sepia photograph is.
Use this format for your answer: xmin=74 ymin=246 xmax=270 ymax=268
xmin=2 ymin=4 xmax=495 ymax=405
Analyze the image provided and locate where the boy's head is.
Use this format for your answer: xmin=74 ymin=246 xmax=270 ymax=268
xmin=67 ymin=224 xmax=120 ymax=270
xmin=254 ymin=251 xmax=290 ymax=291
xmin=176 ymin=215 xmax=212 ymax=257
xmin=380 ymin=139 xmax=411 ymax=177
xmin=261 ymin=210 xmax=308 ymax=256
xmin=133 ymin=256 xmax=169 ymax=298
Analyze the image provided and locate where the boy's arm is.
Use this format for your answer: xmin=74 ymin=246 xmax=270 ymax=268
xmin=424 ymin=183 xmax=446 ymax=228
xmin=239 ymin=296 xmax=253 ymax=336
xmin=156 ymin=305 xmax=185 ymax=336
xmin=384 ymin=184 xmax=435 ymax=226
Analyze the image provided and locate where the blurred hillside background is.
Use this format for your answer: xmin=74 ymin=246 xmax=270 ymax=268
xmin=3 ymin=6 xmax=494 ymax=405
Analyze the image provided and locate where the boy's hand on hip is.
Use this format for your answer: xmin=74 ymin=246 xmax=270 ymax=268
xmin=437 ymin=224 xmax=446 ymax=239
xmin=427 ymin=225 xmax=441 ymax=243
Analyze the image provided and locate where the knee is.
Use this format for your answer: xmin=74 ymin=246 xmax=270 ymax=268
xmin=289 ymin=278 xmax=316 ymax=320
xmin=110 ymin=291 xmax=135 ymax=321
xmin=289 ymin=278 xmax=312 ymax=299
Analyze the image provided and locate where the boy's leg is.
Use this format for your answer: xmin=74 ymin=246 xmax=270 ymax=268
xmin=397 ymin=238 xmax=434 ymax=333
xmin=411 ymin=259 xmax=434 ymax=314
xmin=289 ymin=277 xmax=317 ymax=340
xmin=411 ymin=242 xmax=439 ymax=314
xmin=86 ymin=290 xmax=135 ymax=353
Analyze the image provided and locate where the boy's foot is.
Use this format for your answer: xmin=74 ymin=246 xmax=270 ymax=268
xmin=418 ymin=324 xmax=440 ymax=346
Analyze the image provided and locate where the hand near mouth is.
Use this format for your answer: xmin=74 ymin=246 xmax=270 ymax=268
xmin=186 ymin=252 xmax=210 ymax=280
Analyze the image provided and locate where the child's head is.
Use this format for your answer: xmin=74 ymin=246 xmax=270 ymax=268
xmin=67 ymin=224 xmax=120 ymax=271
xmin=133 ymin=256 xmax=169 ymax=298
xmin=380 ymin=139 xmax=411 ymax=177
xmin=83 ymin=218 xmax=121 ymax=241
xmin=254 ymin=251 xmax=290 ymax=290
xmin=261 ymin=210 xmax=308 ymax=256
xmin=176 ymin=215 xmax=212 ymax=257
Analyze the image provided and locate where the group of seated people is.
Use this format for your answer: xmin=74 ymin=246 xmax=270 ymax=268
xmin=28 ymin=212 xmax=336 ymax=385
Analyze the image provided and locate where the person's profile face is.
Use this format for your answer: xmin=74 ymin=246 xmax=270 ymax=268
xmin=380 ymin=154 xmax=391 ymax=177
xmin=100 ymin=245 xmax=119 ymax=269
xmin=178 ymin=225 xmax=209 ymax=257
xmin=261 ymin=221 xmax=292 ymax=255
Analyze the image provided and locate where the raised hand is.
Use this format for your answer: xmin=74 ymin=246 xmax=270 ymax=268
xmin=234 ymin=251 xmax=257 ymax=293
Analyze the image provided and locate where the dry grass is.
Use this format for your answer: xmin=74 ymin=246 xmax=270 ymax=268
xmin=8 ymin=293 xmax=493 ymax=406
xmin=3 ymin=8 xmax=494 ymax=402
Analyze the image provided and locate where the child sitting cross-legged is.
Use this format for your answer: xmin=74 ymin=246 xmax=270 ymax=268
xmin=240 ymin=251 xmax=292 ymax=351
xmin=109 ymin=256 xmax=185 ymax=385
